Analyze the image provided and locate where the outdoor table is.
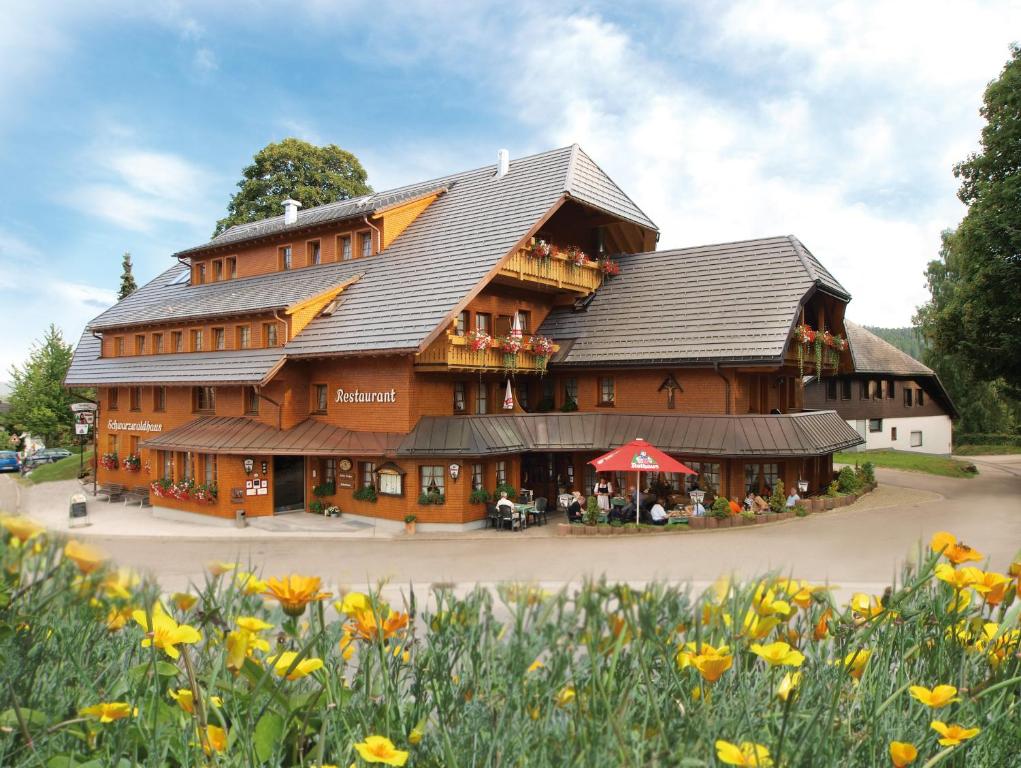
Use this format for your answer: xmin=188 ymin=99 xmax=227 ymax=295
xmin=610 ymin=497 xmax=627 ymax=507
xmin=514 ymin=502 xmax=536 ymax=527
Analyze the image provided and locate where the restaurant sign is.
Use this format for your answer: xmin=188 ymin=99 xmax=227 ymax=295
xmin=335 ymin=388 xmax=397 ymax=404
xmin=107 ymin=419 xmax=163 ymax=433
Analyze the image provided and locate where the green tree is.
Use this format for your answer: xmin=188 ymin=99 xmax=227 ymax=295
xmin=915 ymin=46 xmax=1021 ymax=393
xmin=8 ymin=325 xmax=77 ymax=447
xmin=213 ymin=138 xmax=372 ymax=236
xmin=118 ymin=252 xmax=137 ymax=300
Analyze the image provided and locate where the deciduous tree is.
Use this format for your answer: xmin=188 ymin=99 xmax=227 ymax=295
xmin=8 ymin=325 xmax=77 ymax=447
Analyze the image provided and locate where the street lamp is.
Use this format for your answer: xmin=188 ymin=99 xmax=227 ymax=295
xmin=689 ymin=488 xmax=705 ymax=515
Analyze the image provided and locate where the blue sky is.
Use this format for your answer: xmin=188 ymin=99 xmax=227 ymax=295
xmin=1 ymin=0 xmax=1018 ymax=378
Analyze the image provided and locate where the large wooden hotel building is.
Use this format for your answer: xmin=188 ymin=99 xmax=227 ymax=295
xmin=66 ymin=145 xmax=863 ymax=529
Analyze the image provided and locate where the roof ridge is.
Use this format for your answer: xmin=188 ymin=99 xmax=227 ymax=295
xmin=567 ymin=145 xmax=658 ymax=231
xmin=563 ymin=143 xmax=581 ymax=193
xmin=786 ymin=235 xmax=820 ymax=284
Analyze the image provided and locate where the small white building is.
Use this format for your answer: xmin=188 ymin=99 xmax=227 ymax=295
xmin=804 ymin=322 xmax=957 ymax=455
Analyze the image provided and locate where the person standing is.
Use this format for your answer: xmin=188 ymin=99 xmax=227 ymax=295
xmin=594 ymin=474 xmax=613 ymax=514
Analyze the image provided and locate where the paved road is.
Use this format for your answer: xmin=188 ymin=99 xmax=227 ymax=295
xmin=3 ymin=457 xmax=1019 ymax=593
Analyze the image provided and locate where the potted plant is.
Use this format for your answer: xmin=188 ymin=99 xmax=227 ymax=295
xmin=309 ymin=499 xmax=325 ymax=515
xmin=324 ymin=505 xmax=341 ymax=517
xmin=404 ymin=513 xmax=417 ymax=535
xmin=583 ymin=496 xmax=599 ymax=527
xmin=794 ymin=502 xmax=809 ymax=518
xmin=122 ymin=454 xmax=141 ymax=472
xmin=688 ymin=513 xmax=706 ymax=530
xmin=312 ymin=480 xmax=335 ymax=498
xmin=494 ymin=483 xmax=517 ymax=501
xmin=530 ymin=335 xmax=555 ymax=370
xmin=709 ymin=497 xmax=730 ymax=529
xmin=100 ymin=453 xmax=119 ymax=470
xmin=769 ymin=480 xmax=787 ymax=519
xmin=525 ymin=237 xmax=553 ymax=262
xmin=469 ymin=488 xmax=491 ymax=504
xmin=740 ymin=509 xmax=756 ymax=526
xmin=596 ymin=258 xmax=621 ymax=277
xmin=353 ymin=484 xmax=378 ymax=502
xmin=192 ymin=483 xmax=217 ymax=504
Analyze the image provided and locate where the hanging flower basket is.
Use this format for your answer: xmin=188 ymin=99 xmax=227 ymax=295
xmin=530 ymin=335 xmax=555 ymax=370
xmin=100 ymin=453 xmax=119 ymax=470
xmin=499 ymin=336 xmax=523 ymax=370
xmin=597 ymin=258 xmax=621 ymax=277
xmin=122 ymin=454 xmax=141 ymax=472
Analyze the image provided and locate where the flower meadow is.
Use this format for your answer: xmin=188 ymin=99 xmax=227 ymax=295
xmin=1 ymin=518 xmax=1019 ymax=767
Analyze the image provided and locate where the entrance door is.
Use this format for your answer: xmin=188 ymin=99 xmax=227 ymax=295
xmin=273 ymin=456 xmax=305 ymax=513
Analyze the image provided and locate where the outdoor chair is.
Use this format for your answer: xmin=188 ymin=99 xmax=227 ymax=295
xmin=95 ymin=483 xmax=125 ymax=502
xmin=534 ymin=497 xmax=549 ymax=525
xmin=500 ymin=507 xmax=522 ymax=532
xmin=122 ymin=486 xmax=150 ymax=508
xmin=486 ymin=503 xmax=501 ymax=529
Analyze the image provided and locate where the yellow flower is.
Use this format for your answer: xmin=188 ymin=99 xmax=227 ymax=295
xmin=715 ymin=739 xmax=773 ymax=766
xmin=776 ymin=671 xmax=802 ymax=702
xmin=935 ymin=563 xmax=984 ymax=590
xmin=889 ymin=741 xmax=918 ymax=767
xmin=930 ymin=721 xmax=980 ymax=746
xmin=236 ymin=616 xmax=273 ymax=633
xmin=235 ymin=571 xmax=268 ymax=594
xmin=270 ymin=650 xmax=324 ymax=680
xmin=1 ymin=515 xmax=44 ymax=542
xmin=132 ymin=602 xmax=201 ymax=659
xmin=204 ymin=724 xmax=228 ymax=754
xmin=79 ymin=702 xmax=135 ymax=723
xmin=408 ymin=723 xmax=424 ymax=745
xmin=171 ymin=592 xmax=198 ymax=611
xmin=930 ymin=531 xmax=983 ymax=565
xmin=169 ymin=688 xmax=222 ymax=714
xmin=555 ymin=687 xmax=576 ymax=706
xmin=337 ymin=591 xmax=371 ymax=614
xmin=106 ymin=606 xmax=134 ymax=632
xmin=101 ymin=568 xmax=139 ymax=600
xmin=339 ymin=630 xmax=356 ymax=661
xmin=849 ymin=593 xmax=889 ymax=622
xmin=526 ymin=658 xmax=545 ymax=674
xmin=749 ymin=641 xmax=805 ymax=667
xmin=353 ymin=735 xmax=409 ymax=766
xmin=207 ymin=560 xmax=237 ymax=576
xmin=838 ymin=648 xmax=871 ymax=680
xmin=752 ymin=583 xmax=792 ymax=618
xmin=261 ymin=574 xmax=332 ymax=617
xmin=972 ymin=571 xmax=1011 ymax=605
xmin=742 ymin=611 xmax=781 ymax=641
xmin=693 ymin=647 xmax=733 ymax=683
xmin=909 ymin=684 xmax=959 ymax=708
xmin=63 ymin=540 xmax=106 ymax=574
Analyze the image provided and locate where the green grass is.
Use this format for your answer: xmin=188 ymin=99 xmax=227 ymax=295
xmin=18 ymin=448 xmax=93 ymax=485
xmin=835 ymin=450 xmax=978 ymax=478
xmin=953 ymin=444 xmax=1021 ymax=456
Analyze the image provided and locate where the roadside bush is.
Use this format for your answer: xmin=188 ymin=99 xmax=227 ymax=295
xmin=837 ymin=466 xmax=863 ymax=494
xmin=468 ymin=488 xmax=491 ymax=504
xmin=584 ymin=495 xmax=599 ymax=525
xmin=769 ymin=478 xmax=786 ymax=514
xmin=794 ymin=502 xmax=809 ymax=517
xmin=859 ymin=461 xmax=876 ymax=485
xmin=0 ymin=519 xmax=1018 ymax=766
xmin=352 ymin=485 xmax=377 ymax=503
xmin=710 ymin=497 xmax=731 ymax=520
xmin=826 ymin=480 xmax=840 ymax=497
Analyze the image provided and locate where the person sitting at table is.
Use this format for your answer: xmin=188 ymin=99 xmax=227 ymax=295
xmin=744 ymin=491 xmax=756 ymax=511
xmin=649 ymin=498 xmax=668 ymax=525
xmin=566 ymin=490 xmax=584 ymax=522
xmin=728 ymin=497 xmax=742 ymax=516
xmin=752 ymin=494 xmax=770 ymax=513
xmin=786 ymin=489 xmax=801 ymax=508
xmin=496 ymin=491 xmax=515 ymax=514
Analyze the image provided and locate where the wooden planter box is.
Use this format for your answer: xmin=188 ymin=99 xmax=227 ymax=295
xmin=706 ymin=518 xmax=719 ymax=529
xmin=754 ymin=514 xmax=768 ymax=524
xmin=689 ymin=517 xmax=706 ymax=530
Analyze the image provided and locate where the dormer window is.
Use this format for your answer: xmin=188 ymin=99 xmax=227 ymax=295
xmin=195 ymin=263 xmax=206 ymax=284
xmin=339 ymin=235 xmax=352 ymax=261
xmin=359 ymin=231 xmax=372 ymax=258
xmin=308 ymin=240 xmax=321 ymax=265
xmin=226 ymin=257 xmax=237 ymax=279
xmin=280 ymin=246 xmax=292 ymax=271
xmin=212 ymin=259 xmax=223 ymax=281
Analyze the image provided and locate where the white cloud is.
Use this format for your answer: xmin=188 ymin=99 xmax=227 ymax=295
xmin=193 ymin=47 xmax=218 ymax=74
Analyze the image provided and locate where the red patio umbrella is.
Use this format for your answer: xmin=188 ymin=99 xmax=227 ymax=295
xmin=588 ymin=438 xmax=696 ymax=525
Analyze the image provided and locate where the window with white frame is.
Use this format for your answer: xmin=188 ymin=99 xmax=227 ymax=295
xmin=495 ymin=460 xmax=507 ymax=486
xmin=361 ymin=461 xmax=376 ymax=489
xmin=377 ymin=464 xmax=403 ymax=496
xmin=910 ymin=431 xmax=923 ymax=447
xmin=868 ymin=418 xmax=883 ymax=433
xmin=420 ymin=466 xmax=445 ymax=497
xmin=471 ymin=463 xmax=484 ymax=490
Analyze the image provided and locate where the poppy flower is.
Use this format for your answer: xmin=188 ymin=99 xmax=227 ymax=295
xmin=270 ymin=650 xmax=324 ymax=680
xmin=79 ymin=702 xmax=136 ymax=723
xmin=715 ymin=739 xmax=773 ymax=766
xmin=132 ymin=602 xmax=201 ymax=659
xmin=354 ymin=735 xmax=409 ymax=766
xmin=930 ymin=721 xmax=980 ymax=746
xmin=930 ymin=532 xmax=983 ymax=565
xmin=1 ymin=515 xmax=44 ymax=543
xmin=889 ymin=741 xmax=917 ymax=767
xmin=749 ymin=641 xmax=805 ymax=667
xmin=261 ymin=574 xmax=332 ymax=617
xmin=909 ymin=684 xmax=959 ymax=708
xmin=63 ymin=540 xmax=106 ymax=574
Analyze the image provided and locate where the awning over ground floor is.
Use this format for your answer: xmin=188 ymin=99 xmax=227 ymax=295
xmin=396 ymin=411 xmax=863 ymax=458
xmin=141 ymin=416 xmax=401 ymax=456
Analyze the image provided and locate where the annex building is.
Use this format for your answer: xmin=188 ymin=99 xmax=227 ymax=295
xmin=66 ymin=145 xmax=863 ymax=529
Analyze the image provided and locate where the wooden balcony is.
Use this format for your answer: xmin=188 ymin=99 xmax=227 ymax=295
xmin=415 ymin=334 xmax=560 ymax=373
xmin=497 ymin=249 xmax=603 ymax=295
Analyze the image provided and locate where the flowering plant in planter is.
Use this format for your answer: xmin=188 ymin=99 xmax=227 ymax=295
xmin=525 ymin=237 xmax=552 ymax=262
xmin=597 ymin=258 xmax=621 ymax=276
xmin=562 ymin=245 xmax=588 ymax=268
xmin=100 ymin=453 xmax=119 ymax=470
xmin=793 ymin=324 xmax=816 ymax=344
xmin=171 ymin=479 xmax=195 ymax=501
xmin=192 ymin=483 xmax=218 ymax=504
xmin=467 ymin=329 xmax=492 ymax=353
xmin=530 ymin=335 xmax=555 ymax=370
xmin=499 ymin=335 xmax=523 ymax=369
xmin=149 ymin=478 xmax=173 ymax=498
xmin=122 ymin=454 xmax=141 ymax=472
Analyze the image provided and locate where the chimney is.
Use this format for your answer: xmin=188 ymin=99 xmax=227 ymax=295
xmin=496 ymin=148 xmax=509 ymax=178
xmin=282 ymin=198 xmax=302 ymax=225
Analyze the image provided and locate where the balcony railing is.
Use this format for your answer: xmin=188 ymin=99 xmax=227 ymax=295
xmin=498 ymin=248 xmax=603 ymax=294
xmin=416 ymin=334 xmax=560 ymax=373
xmin=786 ymin=324 xmax=847 ymax=376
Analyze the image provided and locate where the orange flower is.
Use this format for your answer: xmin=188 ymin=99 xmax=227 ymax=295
xmin=63 ymin=540 xmax=106 ymax=574
xmin=261 ymin=574 xmax=332 ymax=617
xmin=909 ymin=684 xmax=959 ymax=708
xmin=1 ymin=515 xmax=45 ymax=543
xmin=347 ymin=606 xmax=410 ymax=642
xmin=930 ymin=721 xmax=980 ymax=746
xmin=930 ymin=532 xmax=983 ymax=565
xmin=889 ymin=741 xmax=918 ymax=767
xmin=813 ymin=608 xmax=832 ymax=640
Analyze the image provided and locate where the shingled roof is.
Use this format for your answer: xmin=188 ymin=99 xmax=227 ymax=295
xmin=845 ymin=321 xmax=932 ymax=375
xmin=539 ymin=236 xmax=850 ymax=367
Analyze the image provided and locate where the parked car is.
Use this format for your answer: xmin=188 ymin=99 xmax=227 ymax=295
xmin=22 ymin=448 xmax=73 ymax=469
xmin=0 ymin=451 xmax=20 ymax=473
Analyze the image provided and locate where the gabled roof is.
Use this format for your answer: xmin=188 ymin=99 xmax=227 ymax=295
xmin=845 ymin=321 xmax=932 ymax=375
xmin=396 ymin=411 xmax=863 ymax=457
xmin=564 ymin=145 xmax=657 ymax=231
xmin=539 ymin=236 xmax=850 ymax=366
xmin=64 ymin=331 xmax=284 ymax=387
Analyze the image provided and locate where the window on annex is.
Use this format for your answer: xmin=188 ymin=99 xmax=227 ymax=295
xmin=172 ymin=331 xmax=183 ymax=353
xmin=455 ymin=311 xmax=468 ymax=336
xmin=840 ymin=379 xmax=852 ymax=400
xmin=495 ymin=460 xmax=507 ymax=486
xmin=308 ymin=240 xmax=321 ymax=266
xmin=471 ymin=463 xmax=484 ymax=491
xmin=213 ymin=327 xmax=226 ymax=351
xmin=376 ymin=463 xmax=404 ymax=496
xmin=868 ymin=418 xmax=883 ymax=433
xmin=129 ymin=386 xmax=141 ymax=411
xmin=191 ymin=329 xmax=203 ymax=352
xmin=562 ymin=378 xmax=578 ymax=408
xmin=474 ymin=383 xmax=488 ymax=415
xmin=910 ymin=431 xmax=923 ymax=448
xmin=153 ymin=333 xmax=164 ymax=354
xmin=193 ymin=386 xmax=216 ymax=413
xmin=226 ymin=257 xmax=237 ymax=279
xmin=420 ymin=466 xmax=445 ymax=498
xmin=904 ymin=388 xmax=913 ymax=407
xmin=825 ymin=380 xmax=837 ymax=400
xmin=264 ymin=323 xmax=279 ymax=347
xmin=135 ymin=334 xmax=145 ymax=354
xmin=887 ymin=379 xmax=895 ymax=399
xmin=280 ymin=246 xmax=292 ymax=271
xmin=860 ymin=380 xmax=870 ymax=399
xmin=360 ymin=461 xmax=377 ymax=490
xmin=204 ymin=454 xmax=217 ymax=486
xmin=236 ymin=325 xmax=251 ymax=349
xmin=453 ymin=381 xmax=466 ymax=413
xmin=212 ymin=259 xmax=223 ymax=281
xmin=108 ymin=387 xmax=119 ymax=410
xmin=359 ymin=231 xmax=372 ymax=257
xmin=182 ymin=451 xmax=194 ymax=481
xmin=475 ymin=312 xmax=491 ymax=334
xmin=319 ymin=458 xmax=335 ymax=487
xmin=161 ymin=451 xmax=173 ymax=481
xmin=339 ymin=235 xmax=352 ymax=261
xmin=115 ymin=336 xmax=125 ymax=356
xmin=917 ymin=389 xmax=925 ymax=407
xmin=891 ymin=426 xmax=898 ymax=441
xmin=129 ymin=435 xmax=140 ymax=456
xmin=153 ymin=386 xmax=166 ymax=412
xmin=194 ymin=263 xmax=206 ymax=284
xmin=313 ymin=384 xmax=328 ymax=413
xmin=744 ymin=463 xmax=780 ymax=494
xmin=107 ymin=434 xmax=118 ymax=455
xmin=598 ymin=376 xmax=615 ymax=406
xmin=516 ymin=383 xmax=529 ymax=411
xmin=684 ymin=461 xmax=721 ymax=494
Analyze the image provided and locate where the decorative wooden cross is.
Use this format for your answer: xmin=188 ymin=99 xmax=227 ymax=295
xmin=658 ymin=374 xmax=682 ymax=409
